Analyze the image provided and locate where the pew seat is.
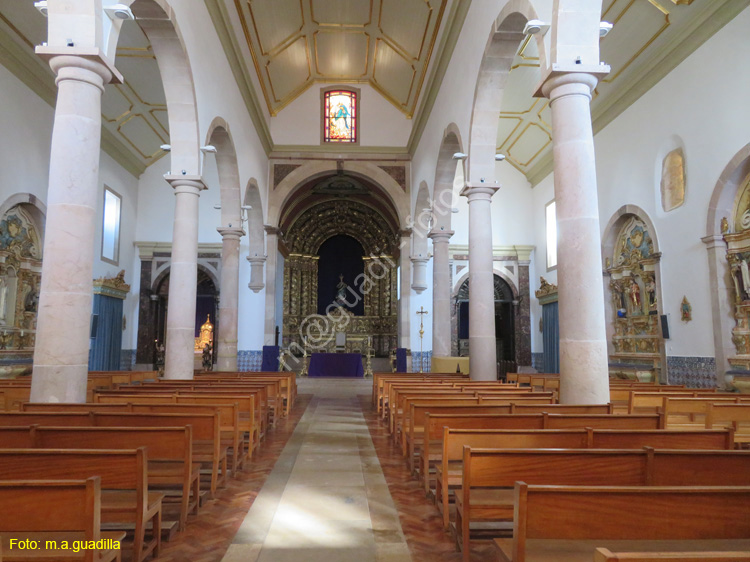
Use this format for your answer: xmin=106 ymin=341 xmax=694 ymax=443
xmin=594 ymin=548 xmax=750 ymax=561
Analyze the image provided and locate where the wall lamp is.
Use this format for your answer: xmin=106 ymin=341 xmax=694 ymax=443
xmin=104 ymin=4 xmax=135 ymax=21
xmin=34 ymin=1 xmax=48 ymax=16
xmin=523 ymin=20 xmax=550 ymax=36
xmin=452 ymin=152 xmax=468 ymax=160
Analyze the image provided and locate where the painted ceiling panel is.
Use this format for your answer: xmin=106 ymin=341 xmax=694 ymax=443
xmin=231 ymin=0 xmax=447 ymax=116
xmin=311 ymin=0 xmax=373 ymax=27
xmin=314 ymin=31 xmax=369 ymax=77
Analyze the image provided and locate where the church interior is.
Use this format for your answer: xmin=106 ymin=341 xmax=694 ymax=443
xmin=1 ymin=0 xmax=750 ymax=560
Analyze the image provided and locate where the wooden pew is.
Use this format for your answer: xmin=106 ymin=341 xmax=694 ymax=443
xmin=594 ymin=549 xmax=750 ymax=561
xmin=434 ymin=427 xmax=734 ymax=530
xmin=705 ymin=403 xmax=750 ymax=445
xmin=0 ymin=477 xmax=124 ymax=562
xmin=2 ymin=426 xmax=198 ymax=531
xmin=457 ymin=448 xmax=750 ymax=561
xmin=628 ymin=391 xmax=724 ymax=414
xmin=0 ymin=448 xmax=161 ymax=562
xmin=493 ymin=484 xmax=750 ymax=562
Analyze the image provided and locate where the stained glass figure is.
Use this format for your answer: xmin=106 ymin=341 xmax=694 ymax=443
xmin=324 ymin=90 xmax=357 ymax=143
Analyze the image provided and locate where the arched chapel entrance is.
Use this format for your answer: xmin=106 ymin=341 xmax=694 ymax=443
xmin=278 ymin=173 xmax=401 ymax=357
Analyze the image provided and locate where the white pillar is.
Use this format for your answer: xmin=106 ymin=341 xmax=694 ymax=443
xmin=460 ymin=184 xmax=499 ymax=381
xmin=411 ymin=256 xmax=429 ymax=293
xmin=31 ymin=53 xmax=120 ymax=403
xmin=398 ymin=229 xmax=412 ymax=350
xmin=216 ymin=227 xmax=244 ymax=371
xmin=430 ymin=229 xmax=454 ymax=358
xmin=164 ymin=175 xmax=206 ymax=379
xmin=263 ymin=227 xmax=281 ymax=345
xmin=247 ymin=256 xmax=266 ymax=293
xmin=540 ymin=70 xmax=609 ymax=404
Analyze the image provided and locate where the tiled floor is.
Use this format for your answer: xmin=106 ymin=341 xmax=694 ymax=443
xmin=154 ymin=377 xmax=488 ymax=562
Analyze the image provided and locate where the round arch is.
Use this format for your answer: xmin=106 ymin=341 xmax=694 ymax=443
xmin=206 ymin=117 xmax=241 ymax=228
xmin=412 ymin=181 xmax=431 ymax=258
xmin=466 ymin=1 xmax=546 ymax=184
xmin=270 ymin=161 xmax=410 ymax=229
xmin=432 ymin=123 xmax=464 ymax=231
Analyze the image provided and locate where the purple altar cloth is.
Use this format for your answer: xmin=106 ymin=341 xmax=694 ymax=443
xmin=308 ymin=353 xmax=364 ymax=378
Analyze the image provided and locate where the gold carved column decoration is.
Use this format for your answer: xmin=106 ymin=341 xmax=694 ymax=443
xmin=724 ymin=178 xmax=750 ymax=370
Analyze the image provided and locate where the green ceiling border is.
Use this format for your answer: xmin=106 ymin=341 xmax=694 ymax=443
xmin=204 ymin=0 xmax=273 ymax=154
xmin=0 ymin=27 xmax=146 ymax=178
xmin=526 ymin=0 xmax=750 ymax=187
xmin=407 ymin=0 xmax=472 ymax=154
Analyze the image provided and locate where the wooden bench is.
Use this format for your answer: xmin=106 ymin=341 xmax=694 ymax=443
xmin=1 ymin=426 xmax=198 ymax=532
xmin=705 ymin=403 xmax=750 ymax=445
xmin=0 ymin=448 xmax=161 ymax=562
xmin=457 ymin=448 xmax=750 ymax=561
xmin=493 ymin=484 xmax=750 ymax=562
xmin=594 ymin=549 xmax=750 ymax=561
xmin=628 ymin=391 xmax=725 ymax=414
xmin=434 ymin=427 xmax=734 ymax=530
xmin=0 ymin=477 xmax=124 ymax=562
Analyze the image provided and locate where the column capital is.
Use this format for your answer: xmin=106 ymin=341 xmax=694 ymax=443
xmin=429 ymin=229 xmax=454 ymax=242
xmin=264 ymin=225 xmax=284 ymax=237
xmin=701 ymin=234 xmax=726 ymax=250
xmin=164 ymin=175 xmax=207 ymax=194
xmin=399 ymin=228 xmax=413 ymax=238
xmin=37 ymin=46 xmax=123 ymax=84
xmin=410 ymin=255 xmax=430 ymax=264
xmin=247 ymin=255 xmax=267 ymax=264
xmin=534 ymin=64 xmax=610 ymax=99
xmin=460 ymin=183 xmax=499 ymax=201
xmin=217 ymin=226 xmax=245 ymax=240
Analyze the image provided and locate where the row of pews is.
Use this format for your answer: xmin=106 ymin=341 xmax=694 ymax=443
xmin=0 ymin=370 xmax=296 ymax=562
xmin=372 ymin=372 xmax=750 ymax=562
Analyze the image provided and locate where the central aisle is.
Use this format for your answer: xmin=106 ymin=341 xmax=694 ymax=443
xmin=222 ymin=378 xmax=412 ymax=562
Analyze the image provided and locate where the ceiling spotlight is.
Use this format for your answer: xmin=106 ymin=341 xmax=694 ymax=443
xmin=34 ymin=1 xmax=48 ymax=16
xmin=495 ymin=153 xmax=506 ymax=161
xmin=160 ymin=144 xmax=171 ymax=151
xmin=599 ymin=21 xmax=613 ymax=37
xmin=104 ymin=4 xmax=135 ymax=21
xmin=523 ymin=20 xmax=550 ymax=36
xmin=452 ymin=152 xmax=468 ymax=160
xmin=241 ymin=205 xmax=252 ymax=210
xmin=200 ymin=145 xmax=217 ymax=153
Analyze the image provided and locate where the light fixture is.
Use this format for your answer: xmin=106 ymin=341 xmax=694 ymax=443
xmin=599 ymin=21 xmax=613 ymax=37
xmin=452 ymin=152 xmax=467 ymax=160
xmin=213 ymin=204 xmax=222 ymax=210
xmin=241 ymin=205 xmax=252 ymax=211
xmin=104 ymin=4 xmax=135 ymax=21
xmin=34 ymin=1 xmax=48 ymax=16
xmin=495 ymin=153 xmax=506 ymax=161
xmin=523 ymin=20 xmax=550 ymax=36
xmin=200 ymin=145 xmax=217 ymax=153
xmin=160 ymin=144 xmax=171 ymax=151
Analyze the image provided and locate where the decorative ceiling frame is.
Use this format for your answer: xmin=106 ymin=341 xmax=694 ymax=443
xmin=230 ymin=0 xmax=448 ymax=118
xmin=203 ymin=0 xmax=471 ymax=156
xmin=525 ymin=0 xmax=750 ymax=186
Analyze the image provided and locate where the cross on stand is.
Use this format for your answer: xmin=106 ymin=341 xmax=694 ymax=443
xmin=416 ymin=306 xmax=429 ymax=373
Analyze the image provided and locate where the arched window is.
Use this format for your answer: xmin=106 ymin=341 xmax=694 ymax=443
xmin=323 ymin=89 xmax=357 ymax=143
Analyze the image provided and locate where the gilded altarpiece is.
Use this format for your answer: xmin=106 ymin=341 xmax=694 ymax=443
xmin=723 ymin=177 xmax=750 ymax=370
xmin=605 ymin=217 xmax=662 ymax=376
xmin=282 ymin=200 xmax=399 ymax=356
xmin=0 ymin=205 xmax=42 ymax=364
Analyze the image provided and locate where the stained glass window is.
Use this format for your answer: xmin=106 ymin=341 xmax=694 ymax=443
xmin=324 ymin=90 xmax=357 ymax=143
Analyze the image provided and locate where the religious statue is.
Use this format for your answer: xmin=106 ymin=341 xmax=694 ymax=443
xmin=0 ymin=278 xmax=7 ymax=325
xmin=741 ymin=257 xmax=750 ymax=298
xmin=645 ymin=277 xmax=657 ymax=312
xmin=24 ymin=283 xmax=38 ymax=313
xmin=721 ymin=216 xmax=730 ymax=234
xmin=335 ymin=274 xmax=348 ymax=306
xmin=196 ymin=314 xmax=214 ymax=350
xmin=202 ymin=343 xmax=213 ymax=372
xmin=628 ymin=278 xmax=642 ymax=315
xmin=681 ymin=296 xmax=692 ymax=322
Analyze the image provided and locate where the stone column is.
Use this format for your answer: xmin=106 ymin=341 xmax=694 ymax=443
xmin=30 ymin=53 xmax=121 ymax=403
xmin=163 ymin=175 xmax=207 ymax=380
xmin=460 ymin=184 xmax=499 ymax=381
xmin=539 ymin=69 xmax=610 ymax=404
xmin=429 ymin=229 xmax=454 ymax=358
xmin=410 ymin=256 xmax=429 ymax=293
xmin=263 ymin=227 xmax=281 ymax=345
xmin=398 ymin=229 xmax=412 ymax=350
xmin=703 ymin=234 xmax=734 ymax=389
xmin=216 ymin=227 xmax=244 ymax=371
xmin=247 ymin=256 xmax=266 ymax=293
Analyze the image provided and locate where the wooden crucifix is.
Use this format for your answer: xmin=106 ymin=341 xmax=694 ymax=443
xmin=416 ymin=306 xmax=429 ymax=373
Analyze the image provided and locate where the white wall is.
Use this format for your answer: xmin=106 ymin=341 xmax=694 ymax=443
xmin=0 ymin=63 xmax=141 ymax=353
xmin=530 ymin=6 xmax=750 ymax=359
xmin=270 ymin=83 xmax=413 ymax=147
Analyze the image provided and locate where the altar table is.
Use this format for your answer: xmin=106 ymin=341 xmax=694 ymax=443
xmin=308 ymin=353 xmax=364 ymax=378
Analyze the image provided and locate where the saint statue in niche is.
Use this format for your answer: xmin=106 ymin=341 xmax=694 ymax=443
xmin=335 ymin=274 xmax=349 ymax=306
xmin=645 ymin=277 xmax=657 ymax=312
xmin=628 ymin=278 xmax=642 ymax=315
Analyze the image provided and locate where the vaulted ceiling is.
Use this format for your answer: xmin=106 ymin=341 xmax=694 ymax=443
xmin=231 ymin=0 xmax=448 ymax=117
xmin=500 ymin=0 xmax=746 ymax=183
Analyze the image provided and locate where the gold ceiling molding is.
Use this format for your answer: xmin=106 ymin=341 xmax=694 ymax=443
xmin=233 ymin=0 xmax=447 ymax=117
